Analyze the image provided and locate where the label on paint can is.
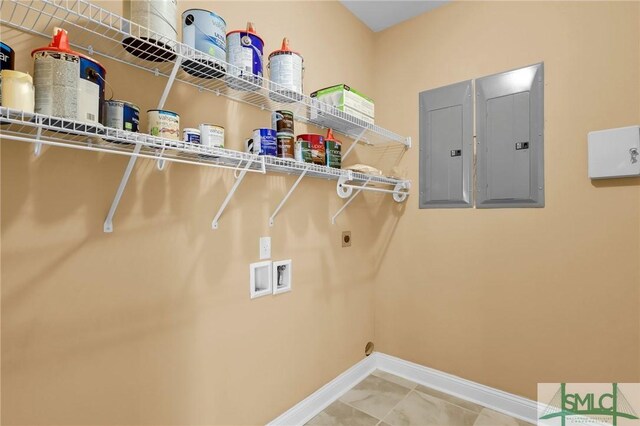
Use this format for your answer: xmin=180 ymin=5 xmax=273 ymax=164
xmin=104 ymin=100 xmax=140 ymax=132
xmin=226 ymin=31 xmax=263 ymax=89
xmin=183 ymin=128 xmax=200 ymax=143
xmin=295 ymin=138 xmax=311 ymax=163
xmin=148 ymin=109 xmax=180 ymax=140
xmin=125 ymin=0 xmax=178 ymax=42
xmin=33 ymin=51 xmax=79 ymax=119
xmin=276 ymin=132 xmax=294 ymax=159
xmin=269 ymin=53 xmax=303 ymax=94
xmin=199 ymin=124 xmax=224 ymax=148
xmin=325 ymin=139 xmax=342 ymax=168
xmin=271 ymin=110 xmax=294 ymax=133
xmin=246 ymin=128 xmax=276 ymax=156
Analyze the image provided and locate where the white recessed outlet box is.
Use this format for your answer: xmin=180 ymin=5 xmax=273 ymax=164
xmin=588 ymin=125 xmax=640 ymax=179
xmin=272 ymin=259 xmax=292 ymax=295
xmin=259 ymin=236 xmax=271 ymax=260
xmin=250 ymin=261 xmax=272 ymax=299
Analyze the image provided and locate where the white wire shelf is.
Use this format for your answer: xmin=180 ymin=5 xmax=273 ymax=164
xmin=0 ymin=0 xmax=411 ymax=149
xmin=0 ymin=107 xmax=409 ymax=189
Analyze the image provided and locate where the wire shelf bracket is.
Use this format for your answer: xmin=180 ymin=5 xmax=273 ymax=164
xmin=332 ymin=176 xmax=371 ymax=225
xmin=211 ymin=158 xmax=262 ymax=230
xmin=268 ymin=165 xmax=310 ymax=227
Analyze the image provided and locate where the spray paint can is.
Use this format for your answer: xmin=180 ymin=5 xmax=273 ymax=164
xmin=122 ymin=0 xmax=177 ymax=62
xmin=226 ymin=22 xmax=263 ymax=91
xmin=32 ymin=28 xmax=106 ymax=125
xmin=182 ymin=9 xmax=226 ymax=78
xmin=268 ymin=38 xmax=303 ymax=102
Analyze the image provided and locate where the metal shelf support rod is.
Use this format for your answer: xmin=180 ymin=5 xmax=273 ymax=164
xmin=156 ymin=56 xmax=183 ymax=171
xmin=331 ymin=177 xmax=371 ymax=225
xmin=33 ymin=119 xmax=43 ymax=156
xmin=269 ymin=166 xmax=309 ymax=227
xmin=342 ymin=128 xmax=367 ymax=161
xmin=212 ymin=159 xmax=255 ymax=230
xmin=339 ymin=182 xmax=407 ymax=196
xmin=103 ymin=142 xmax=142 ymax=233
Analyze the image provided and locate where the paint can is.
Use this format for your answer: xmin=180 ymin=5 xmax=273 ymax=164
xmin=276 ymin=132 xmax=295 ymax=159
xmin=226 ymin=22 xmax=263 ymax=91
xmin=0 ymin=42 xmax=15 ymax=71
xmin=32 ymin=28 xmax=106 ymax=125
xmin=245 ymin=128 xmax=276 ymax=156
xmin=271 ymin=110 xmax=294 ymax=134
xmin=103 ymin=100 xmax=139 ymax=132
xmin=199 ymin=124 xmax=224 ymax=148
xmin=268 ymin=38 xmax=303 ymax=102
xmin=183 ymin=127 xmax=200 ymax=143
xmin=296 ymin=134 xmax=325 ymax=165
xmin=0 ymin=70 xmax=34 ymax=113
xmin=294 ymin=136 xmax=312 ymax=163
xmin=148 ymin=109 xmax=179 ymax=140
xmin=324 ymin=129 xmax=341 ymax=169
xmin=122 ymin=0 xmax=177 ymax=62
xmin=182 ymin=9 xmax=226 ymax=79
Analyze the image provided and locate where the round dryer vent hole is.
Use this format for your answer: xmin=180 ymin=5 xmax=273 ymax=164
xmin=365 ymin=341 xmax=374 ymax=356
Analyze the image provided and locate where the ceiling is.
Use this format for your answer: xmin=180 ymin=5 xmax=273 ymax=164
xmin=340 ymin=0 xmax=450 ymax=32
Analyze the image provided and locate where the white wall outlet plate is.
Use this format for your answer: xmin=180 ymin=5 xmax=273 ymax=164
xmin=272 ymin=259 xmax=292 ymax=295
xmin=259 ymin=236 xmax=271 ymax=260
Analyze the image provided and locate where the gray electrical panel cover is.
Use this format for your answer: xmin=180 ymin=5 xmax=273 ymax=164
xmin=476 ymin=63 xmax=544 ymax=208
xmin=419 ymin=80 xmax=473 ymax=208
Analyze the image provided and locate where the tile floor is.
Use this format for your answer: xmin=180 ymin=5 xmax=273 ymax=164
xmin=305 ymin=370 xmax=533 ymax=426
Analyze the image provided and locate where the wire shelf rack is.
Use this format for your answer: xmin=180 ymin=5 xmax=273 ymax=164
xmin=0 ymin=107 xmax=408 ymax=189
xmin=0 ymin=0 xmax=411 ymax=148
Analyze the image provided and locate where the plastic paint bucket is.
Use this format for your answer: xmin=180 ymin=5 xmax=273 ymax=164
xmin=148 ymin=109 xmax=179 ymax=140
xmin=103 ymin=100 xmax=140 ymax=132
xmin=324 ymin=129 xmax=341 ymax=169
xmin=0 ymin=42 xmax=15 ymax=71
xmin=245 ymin=128 xmax=276 ymax=156
xmin=226 ymin=22 xmax=263 ymax=91
xmin=182 ymin=9 xmax=226 ymax=78
xmin=271 ymin=110 xmax=294 ymax=134
xmin=296 ymin=134 xmax=324 ymax=165
xmin=199 ymin=124 xmax=224 ymax=148
xmin=0 ymin=70 xmax=34 ymax=113
xmin=32 ymin=28 xmax=106 ymax=125
xmin=276 ymin=132 xmax=294 ymax=159
xmin=268 ymin=38 xmax=303 ymax=102
xmin=122 ymin=0 xmax=177 ymax=62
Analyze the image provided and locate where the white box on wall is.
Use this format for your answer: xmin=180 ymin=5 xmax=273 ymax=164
xmin=588 ymin=125 xmax=640 ymax=179
xmin=250 ymin=261 xmax=272 ymax=299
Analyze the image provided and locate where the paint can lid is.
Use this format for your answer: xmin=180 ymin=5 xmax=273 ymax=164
xmin=269 ymin=37 xmax=302 ymax=60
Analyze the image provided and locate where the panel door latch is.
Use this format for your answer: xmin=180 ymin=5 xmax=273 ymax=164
xmin=450 ymin=149 xmax=462 ymax=157
xmin=515 ymin=142 xmax=529 ymax=150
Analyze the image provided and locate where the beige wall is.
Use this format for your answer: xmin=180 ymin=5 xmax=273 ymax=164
xmin=373 ymin=1 xmax=640 ymax=401
xmin=1 ymin=2 xmax=383 ymax=424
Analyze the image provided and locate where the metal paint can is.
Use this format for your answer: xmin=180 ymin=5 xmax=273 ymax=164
xmin=271 ymin=110 xmax=294 ymax=133
xmin=183 ymin=127 xmax=200 ymax=143
xmin=324 ymin=129 xmax=342 ymax=169
xmin=226 ymin=22 xmax=263 ymax=91
xmin=0 ymin=42 xmax=15 ymax=71
xmin=245 ymin=128 xmax=276 ymax=156
xmin=103 ymin=100 xmax=139 ymax=132
xmin=148 ymin=109 xmax=179 ymax=140
xmin=268 ymin=38 xmax=303 ymax=102
xmin=0 ymin=70 xmax=34 ymax=113
xmin=199 ymin=124 xmax=224 ymax=148
xmin=122 ymin=0 xmax=177 ymax=62
xmin=182 ymin=9 xmax=226 ymax=78
xmin=295 ymin=136 xmax=311 ymax=163
xmin=296 ymin=134 xmax=324 ymax=165
xmin=32 ymin=28 xmax=106 ymax=125
xmin=276 ymin=132 xmax=295 ymax=159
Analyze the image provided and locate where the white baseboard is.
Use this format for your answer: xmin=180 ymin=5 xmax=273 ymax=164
xmin=267 ymin=355 xmax=377 ymax=426
xmin=267 ymin=352 xmax=538 ymax=425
